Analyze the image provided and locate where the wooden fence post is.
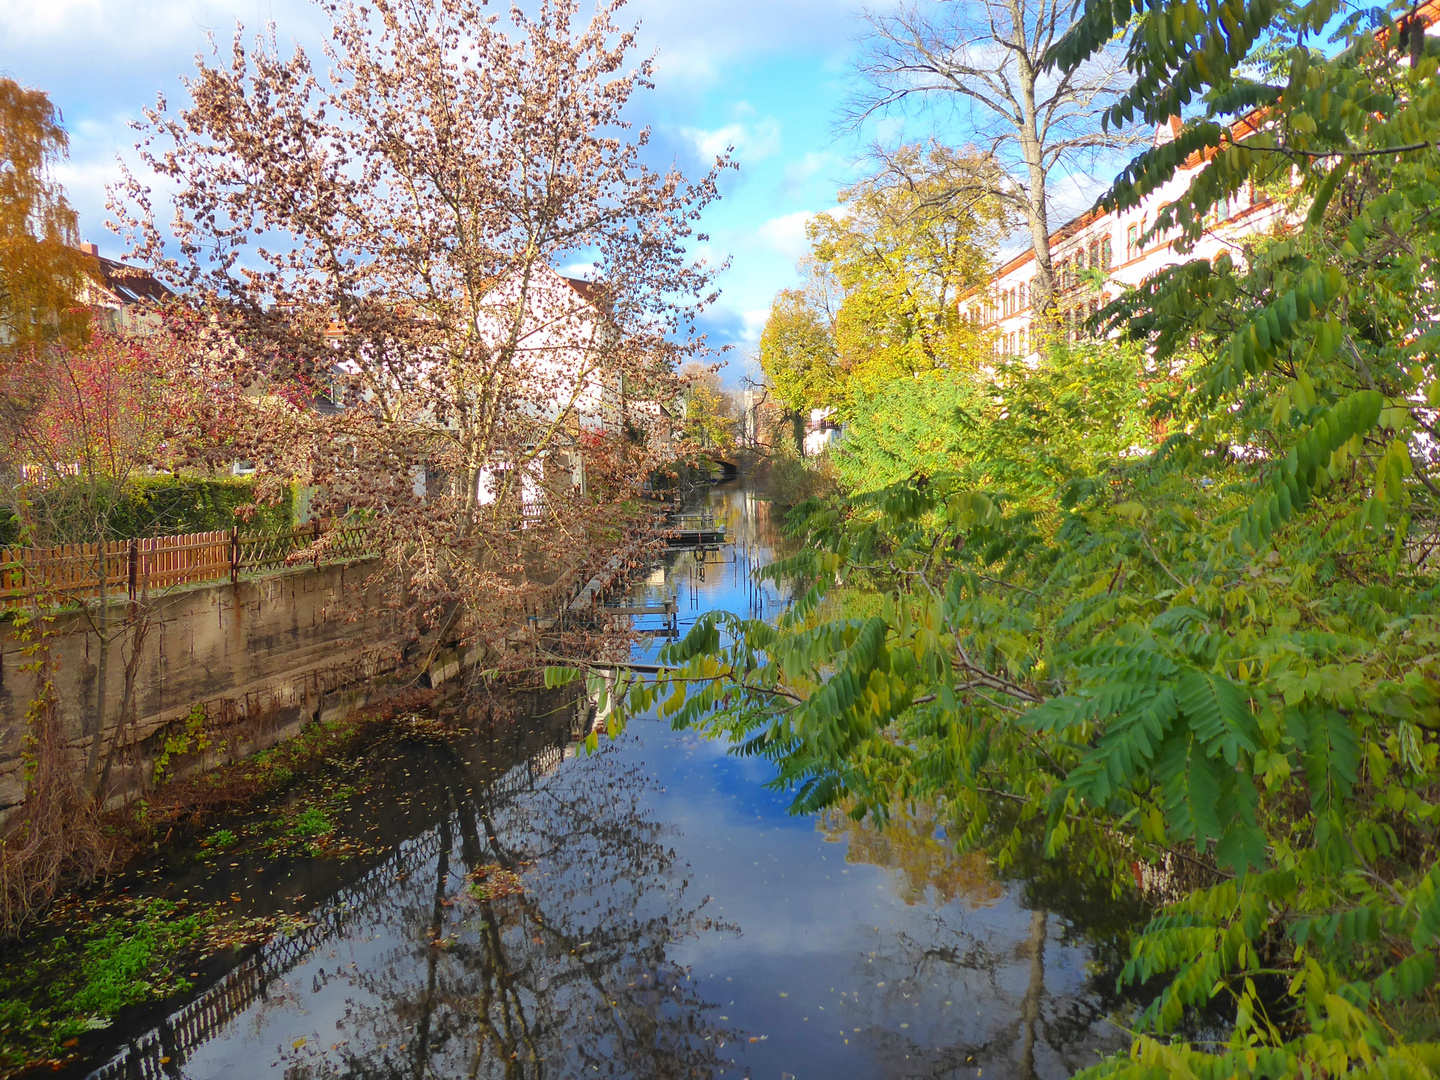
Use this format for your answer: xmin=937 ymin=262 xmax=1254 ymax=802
xmin=128 ymin=539 xmax=139 ymax=600
xmin=230 ymin=526 xmax=240 ymax=585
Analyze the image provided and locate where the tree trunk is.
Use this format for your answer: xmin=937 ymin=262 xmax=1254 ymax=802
xmin=1017 ymin=96 xmax=1055 ymax=315
xmin=1010 ymin=18 xmax=1056 ymax=319
xmin=1017 ymin=907 xmax=1048 ymax=1080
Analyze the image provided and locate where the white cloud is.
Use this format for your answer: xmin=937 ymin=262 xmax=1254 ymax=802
xmin=682 ymin=118 xmax=782 ymax=165
xmin=754 ymin=210 xmax=817 ymax=262
xmin=781 ymin=150 xmax=835 ymax=192
xmin=740 ymin=308 xmax=770 ymax=343
xmin=629 ymin=0 xmax=872 ymax=90
xmin=557 ymin=260 xmax=598 ymax=280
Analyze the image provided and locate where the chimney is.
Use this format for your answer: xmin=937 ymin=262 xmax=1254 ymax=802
xmin=78 ymin=242 xmax=99 ymax=256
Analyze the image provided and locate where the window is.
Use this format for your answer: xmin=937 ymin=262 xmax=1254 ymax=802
xmin=1020 ymin=281 xmax=1028 ymax=309
xmin=1089 ymin=240 xmax=1100 ymax=271
xmin=1101 ymin=236 xmax=1112 ymax=270
xmin=1127 ymin=222 xmax=1141 ymax=258
xmin=1019 ymin=328 xmax=1027 ymax=355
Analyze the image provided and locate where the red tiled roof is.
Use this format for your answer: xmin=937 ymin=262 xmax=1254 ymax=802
xmin=90 ymin=256 xmax=174 ymax=306
xmin=564 ymin=277 xmax=606 ymax=304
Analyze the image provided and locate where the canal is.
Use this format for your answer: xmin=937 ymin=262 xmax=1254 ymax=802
xmin=59 ymin=480 xmax=1139 ymax=1080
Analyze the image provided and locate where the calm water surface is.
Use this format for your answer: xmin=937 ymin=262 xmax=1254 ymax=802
xmin=81 ymin=482 xmax=1134 ymax=1080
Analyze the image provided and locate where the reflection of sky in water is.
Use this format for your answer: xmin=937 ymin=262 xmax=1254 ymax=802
xmin=617 ymin=485 xmax=1122 ymax=1079
xmin=86 ymin=483 xmax=1124 ymax=1080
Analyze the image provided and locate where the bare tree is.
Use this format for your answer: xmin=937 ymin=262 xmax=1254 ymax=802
xmin=112 ymin=0 xmax=725 ymax=660
xmin=847 ymin=0 xmax=1135 ymax=312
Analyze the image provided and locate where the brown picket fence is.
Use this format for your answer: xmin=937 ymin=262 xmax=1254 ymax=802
xmin=0 ymin=523 xmax=373 ymax=613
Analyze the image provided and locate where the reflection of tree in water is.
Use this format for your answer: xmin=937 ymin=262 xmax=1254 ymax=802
xmin=274 ymin=715 xmax=742 ymax=1079
xmin=820 ymin=805 xmax=1129 ymax=1080
xmin=818 ymin=802 xmax=1003 ymax=909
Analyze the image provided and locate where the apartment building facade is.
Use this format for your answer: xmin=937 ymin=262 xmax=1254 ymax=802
xmin=962 ymin=119 xmax=1288 ymax=357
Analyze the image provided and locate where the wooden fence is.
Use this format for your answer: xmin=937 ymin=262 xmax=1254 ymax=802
xmin=0 ymin=523 xmax=373 ymax=613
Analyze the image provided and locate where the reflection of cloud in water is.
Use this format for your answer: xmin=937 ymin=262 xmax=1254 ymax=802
xmin=818 ymin=802 xmax=1004 ymax=910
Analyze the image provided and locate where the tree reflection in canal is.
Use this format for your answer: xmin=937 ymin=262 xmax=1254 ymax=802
xmin=817 ymin=804 xmax=1126 ymax=1079
xmin=191 ymin=714 xmax=743 ymax=1080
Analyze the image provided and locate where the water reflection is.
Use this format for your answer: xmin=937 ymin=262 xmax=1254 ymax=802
xmin=819 ymin=803 xmax=1004 ymax=910
xmin=264 ymin=739 xmax=740 ymax=1080
xmin=83 ymin=483 xmax=1131 ymax=1080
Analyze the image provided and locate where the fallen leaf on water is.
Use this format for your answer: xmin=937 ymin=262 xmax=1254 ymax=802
xmin=293 ymin=1037 xmax=307 ymax=1049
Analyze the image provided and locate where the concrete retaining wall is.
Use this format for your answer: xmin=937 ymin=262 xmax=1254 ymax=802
xmin=0 ymin=560 xmax=420 ymax=823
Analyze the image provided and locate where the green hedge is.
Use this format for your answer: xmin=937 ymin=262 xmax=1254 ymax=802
xmin=0 ymin=476 xmax=296 ymax=546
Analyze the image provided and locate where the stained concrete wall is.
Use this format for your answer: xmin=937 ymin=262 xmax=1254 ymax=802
xmin=0 ymin=560 xmax=417 ymax=823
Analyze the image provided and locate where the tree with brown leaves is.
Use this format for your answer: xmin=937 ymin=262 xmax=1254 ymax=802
xmin=113 ymin=0 xmax=727 ymax=663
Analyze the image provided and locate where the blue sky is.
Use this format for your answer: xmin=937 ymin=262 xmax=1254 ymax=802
xmin=0 ymin=0 xmax=900 ymax=386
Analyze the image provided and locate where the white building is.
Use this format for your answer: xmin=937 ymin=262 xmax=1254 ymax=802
xmin=804 ymin=407 xmax=841 ymax=456
xmin=962 ymin=118 xmax=1287 ymax=357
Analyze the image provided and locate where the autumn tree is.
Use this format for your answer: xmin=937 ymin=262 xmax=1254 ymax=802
xmin=782 ymin=143 xmax=1008 ymax=403
xmin=114 ymin=0 xmax=725 ymax=658
xmin=678 ymin=361 xmax=735 ymax=451
xmin=0 ymin=78 xmax=94 ymax=352
xmin=0 ymin=321 xmax=203 ymax=931
xmin=756 ymin=273 xmax=841 ymax=453
xmin=848 ymin=0 xmax=1135 ymax=313
xmin=0 ymin=326 xmax=193 ymax=795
